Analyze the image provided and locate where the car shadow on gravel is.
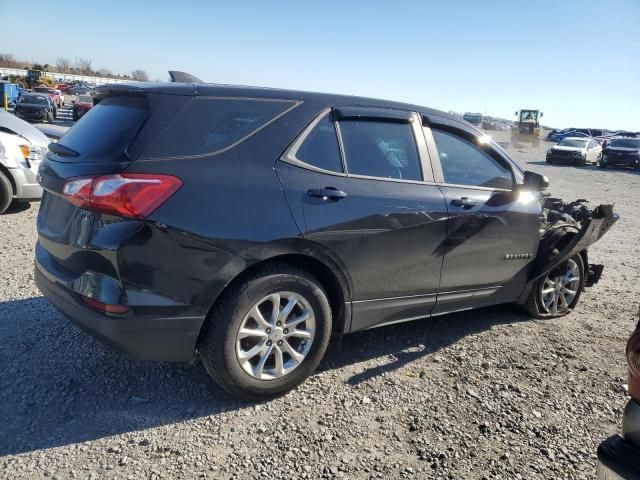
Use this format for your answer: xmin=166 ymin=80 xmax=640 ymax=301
xmin=322 ymin=305 xmax=530 ymax=385
xmin=4 ymin=201 xmax=32 ymax=215
xmin=0 ymin=297 xmax=245 ymax=457
xmin=1 ymin=297 xmax=529 ymax=456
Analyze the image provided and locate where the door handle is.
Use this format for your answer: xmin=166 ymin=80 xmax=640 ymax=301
xmin=450 ymin=197 xmax=478 ymax=209
xmin=307 ymin=187 xmax=348 ymax=201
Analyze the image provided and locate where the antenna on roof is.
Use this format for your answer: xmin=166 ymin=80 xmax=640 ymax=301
xmin=168 ymin=71 xmax=204 ymax=84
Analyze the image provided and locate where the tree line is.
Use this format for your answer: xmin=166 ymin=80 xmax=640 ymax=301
xmin=0 ymin=53 xmax=149 ymax=81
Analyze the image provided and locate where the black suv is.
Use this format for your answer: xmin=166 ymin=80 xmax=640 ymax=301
xmin=600 ymin=137 xmax=640 ymax=169
xmin=35 ymin=75 xmax=617 ymax=399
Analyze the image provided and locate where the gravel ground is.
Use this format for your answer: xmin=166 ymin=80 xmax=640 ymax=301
xmin=1 ymin=130 xmax=638 ymax=479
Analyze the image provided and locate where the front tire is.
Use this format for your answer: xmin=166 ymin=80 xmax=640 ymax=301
xmin=0 ymin=172 xmax=14 ymax=214
xmin=525 ymin=253 xmax=585 ymax=319
xmin=199 ymin=264 xmax=333 ymax=400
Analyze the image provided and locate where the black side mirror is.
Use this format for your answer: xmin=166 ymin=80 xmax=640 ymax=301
xmin=521 ymin=170 xmax=549 ymax=191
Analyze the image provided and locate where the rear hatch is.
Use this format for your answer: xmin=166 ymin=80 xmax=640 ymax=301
xmin=37 ymin=87 xmax=192 ymax=278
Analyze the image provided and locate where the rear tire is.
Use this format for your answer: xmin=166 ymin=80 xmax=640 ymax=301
xmin=0 ymin=172 xmax=14 ymax=214
xmin=524 ymin=253 xmax=585 ymax=319
xmin=199 ymin=264 xmax=333 ymax=400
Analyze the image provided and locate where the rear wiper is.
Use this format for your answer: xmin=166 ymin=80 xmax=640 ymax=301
xmin=48 ymin=142 xmax=79 ymax=157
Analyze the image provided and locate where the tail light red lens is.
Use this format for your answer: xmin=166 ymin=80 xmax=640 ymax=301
xmin=62 ymin=174 xmax=182 ymax=219
xmin=627 ymin=327 xmax=640 ymax=401
xmin=80 ymin=295 xmax=129 ymax=314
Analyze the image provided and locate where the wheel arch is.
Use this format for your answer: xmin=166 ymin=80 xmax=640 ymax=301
xmin=197 ymin=251 xmax=353 ymax=351
xmin=0 ymin=164 xmax=17 ymax=196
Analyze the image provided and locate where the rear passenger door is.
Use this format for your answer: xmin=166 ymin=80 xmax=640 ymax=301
xmin=276 ymin=107 xmax=448 ymax=331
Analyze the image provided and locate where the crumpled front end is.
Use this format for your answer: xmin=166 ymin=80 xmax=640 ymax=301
xmin=518 ymin=197 xmax=619 ymax=303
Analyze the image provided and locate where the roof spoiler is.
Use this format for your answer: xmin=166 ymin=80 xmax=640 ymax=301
xmin=168 ymin=71 xmax=204 ymax=84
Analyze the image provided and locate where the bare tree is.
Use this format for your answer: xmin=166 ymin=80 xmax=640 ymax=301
xmin=97 ymin=68 xmax=112 ymax=77
xmin=0 ymin=53 xmax=18 ymax=68
xmin=56 ymin=57 xmax=71 ymax=72
xmin=75 ymin=57 xmax=93 ymax=75
xmin=130 ymin=69 xmax=149 ymax=81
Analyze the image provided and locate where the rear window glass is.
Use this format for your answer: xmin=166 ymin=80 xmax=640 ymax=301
xmin=57 ymin=96 xmax=149 ymax=162
xmin=295 ymin=113 xmax=344 ymax=173
xmin=143 ymin=98 xmax=296 ymax=158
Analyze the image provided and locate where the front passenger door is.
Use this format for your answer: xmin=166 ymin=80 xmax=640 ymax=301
xmin=425 ymin=126 xmax=542 ymax=314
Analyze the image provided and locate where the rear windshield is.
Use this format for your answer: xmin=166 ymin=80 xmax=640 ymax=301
xmin=56 ymin=96 xmax=149 ymax=162
xmin=142 ymin=97 xmax=297 ymax=158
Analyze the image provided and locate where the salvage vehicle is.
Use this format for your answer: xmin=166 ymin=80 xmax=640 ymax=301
xmin=33 ymin=86 xmax=61 ymax=108
xmin=71 ymin=94 xmax=94 ymax=121
xmin=463 ymin=112 xmax=483 ymax=127
xmin=34 ymin=73 xmax=618 ymax=399
xmin=599 ymin=138 xmax=640 ymax=170
xmin=55 ymin=89 xmax=65 ymax=106
xmin=597 ymin=310 xmax=640 ymax=480
xmin=546 ymin=137 xmax=602 ymax=166
xmin=0 ymin=109 xmax=48 ymax=213
xmin=14 ymin=94 xmax=56 ymax=123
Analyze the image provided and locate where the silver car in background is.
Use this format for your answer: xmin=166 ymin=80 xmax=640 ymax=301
xmin=0 ymin=110 xmax=49 ymax=214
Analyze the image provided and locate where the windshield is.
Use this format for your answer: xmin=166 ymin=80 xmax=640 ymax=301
xmin=609 ymin=139 xmax=640 ymax=149
xmin=34 ymin=87 xmax=53 ymax=94
xmin=558 ymin=139 xmax=587 ymax=148
xmin=19 ymin=95 xmax=48 ymax=105
xmin=77 ymin=95 xmax=93 ymax=104
xmin=520 ymin=110 xmax=538 ymax=121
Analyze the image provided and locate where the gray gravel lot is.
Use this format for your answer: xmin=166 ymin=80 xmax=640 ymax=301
xmin=1 ymin=130 xmax=638 ymax=479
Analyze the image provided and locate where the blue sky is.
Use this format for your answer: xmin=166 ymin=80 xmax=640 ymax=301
xmin=2 ymin=0 xmax=639 ymax=130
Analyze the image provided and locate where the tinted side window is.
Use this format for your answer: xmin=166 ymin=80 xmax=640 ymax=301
xmin=431 ymin=129 xmax=513 ymax=189
xmin=296 ymin=113 xmax=343 ymax=173
xmin=339 ymin=120 xmax=421 ymax=181
xmin=144 ymin=98 xmax=296 ymax=158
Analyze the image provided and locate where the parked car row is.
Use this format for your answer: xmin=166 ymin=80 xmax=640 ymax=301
xmin=547 ymin=135 xmax=640 ymax=170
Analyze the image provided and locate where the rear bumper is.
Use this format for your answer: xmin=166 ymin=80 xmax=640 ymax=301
xmin=597 ymin=400 xmax=640 ymax=480
xmin=35 ymin=255 xmax=203 ymax=362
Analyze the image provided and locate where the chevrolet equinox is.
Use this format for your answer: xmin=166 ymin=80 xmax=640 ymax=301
xmin=35 ymin=72 xmax=618 ymax=399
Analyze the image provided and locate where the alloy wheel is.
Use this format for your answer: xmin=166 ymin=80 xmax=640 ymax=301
xmin=539 ymin=259 xmax=580 ymax=314
xmin=236 ymin=291 xmax=316 ymax=380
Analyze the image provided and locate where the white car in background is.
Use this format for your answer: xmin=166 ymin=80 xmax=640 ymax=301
xmin=55 ymin=89 xmax=65 ymax=106
xmin=546 ymin=137 xmax=603 ymax=166
xmin=0 ymin=109 xmax=49 ymax=214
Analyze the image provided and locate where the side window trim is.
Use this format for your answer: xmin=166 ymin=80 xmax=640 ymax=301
xmin=424 ymin=125 xmax=516 ymax=191
xmin=280 ymin=108 xmax=347 ymax=177
xmin=411 ymin=112 xmax=436 ymax=183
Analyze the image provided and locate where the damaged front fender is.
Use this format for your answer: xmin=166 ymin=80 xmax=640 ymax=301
xmin=518 ymin=200 xmax=619 ymax=304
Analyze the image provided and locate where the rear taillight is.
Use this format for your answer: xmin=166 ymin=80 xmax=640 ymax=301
xmin=62 ymin=174 xmax=182 ymax=219
xmin=626 ymin=326 xmax=640 ymax=401
xmin=80 ymin=295 xmax=129 ymax=314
